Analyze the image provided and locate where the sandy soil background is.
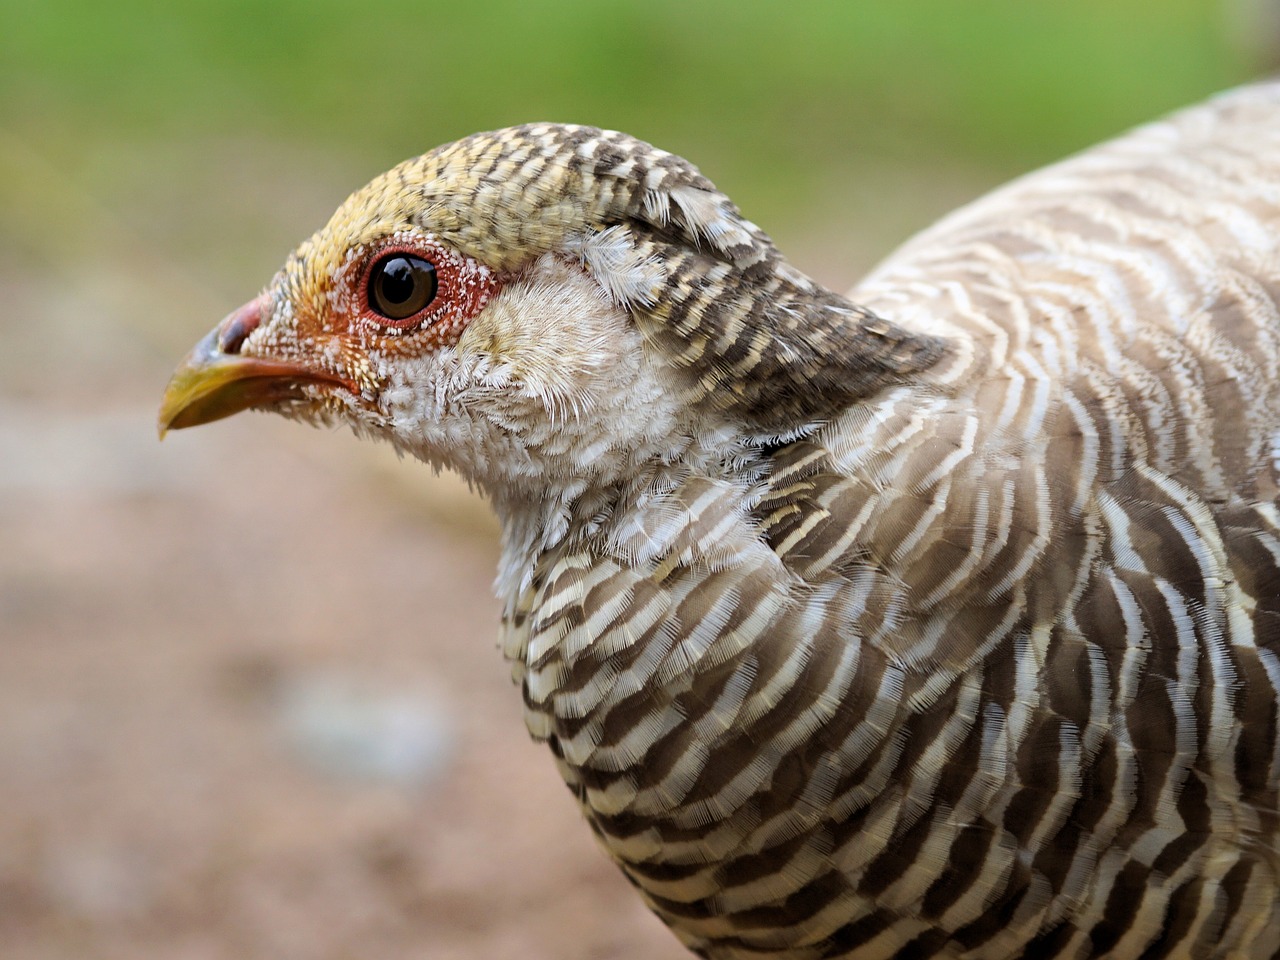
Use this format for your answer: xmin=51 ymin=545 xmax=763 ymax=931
xmin=2 ymin=388 xmax=704 ymax=960
xmin=1 ymin=400 xmax=701 ymax=960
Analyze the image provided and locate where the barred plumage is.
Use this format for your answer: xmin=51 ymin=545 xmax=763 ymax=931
xmin=160 ymin=83 xmax=1280 ymax=958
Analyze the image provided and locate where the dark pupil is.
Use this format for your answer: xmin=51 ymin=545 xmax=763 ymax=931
xmin=369 ymin=254 xmax=438 ymax=321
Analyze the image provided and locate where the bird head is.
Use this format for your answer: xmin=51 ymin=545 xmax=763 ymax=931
xmin=159 ymin=124 xmax=945 ymax=519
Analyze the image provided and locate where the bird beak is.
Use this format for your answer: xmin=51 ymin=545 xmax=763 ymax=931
xmin=157 ymin=297 xmax=349 ymax=437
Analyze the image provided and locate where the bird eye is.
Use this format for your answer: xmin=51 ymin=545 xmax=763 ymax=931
xmin=367 ymin=252 xmax=438 ymax=323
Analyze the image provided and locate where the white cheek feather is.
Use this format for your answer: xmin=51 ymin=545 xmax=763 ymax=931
xmin=372 ymin=255 xmax=730 ymax=601
xmin=565 ymin=226 xmax=666 ymax=308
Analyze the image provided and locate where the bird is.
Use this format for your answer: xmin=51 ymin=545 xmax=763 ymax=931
xmin=159 ymin=82 xmax=1280 ymax=959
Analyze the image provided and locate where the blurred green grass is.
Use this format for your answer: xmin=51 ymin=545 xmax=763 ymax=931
xmin=1 ymin=1 xmax=1249 ymax=157
xmin=0 ymin=0 xmax=1262 ymax=341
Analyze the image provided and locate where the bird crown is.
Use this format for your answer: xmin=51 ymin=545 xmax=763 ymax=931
xmin=288 ymin=123 xmax=949 ymax=435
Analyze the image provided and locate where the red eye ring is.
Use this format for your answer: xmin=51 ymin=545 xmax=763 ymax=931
xmin=362 ymin=247 xmax=440 ymax=328
xmin=351 ymin=235 xmax=502 ymax=350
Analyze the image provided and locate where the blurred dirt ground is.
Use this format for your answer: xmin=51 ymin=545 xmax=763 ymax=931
xmin=0 ymin=134 xmax=690 ymax=959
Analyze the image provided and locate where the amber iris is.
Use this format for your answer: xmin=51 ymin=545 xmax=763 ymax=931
xmin=367 ymin=253 xmax=438 ymax=322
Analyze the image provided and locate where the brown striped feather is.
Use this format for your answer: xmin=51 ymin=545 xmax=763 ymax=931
xmin=503 ymin=85 xmax=1280 ymax=958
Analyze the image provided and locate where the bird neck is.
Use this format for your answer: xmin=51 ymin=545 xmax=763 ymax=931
xmin=487 ymin=413 xmax=766 ymax=617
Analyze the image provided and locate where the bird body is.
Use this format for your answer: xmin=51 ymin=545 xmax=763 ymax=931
xmin=161 ymin=83 xmax=1280 ymax=959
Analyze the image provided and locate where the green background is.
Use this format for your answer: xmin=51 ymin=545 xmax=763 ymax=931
xmin=1 ymin=0 xmax=1263 ymax=332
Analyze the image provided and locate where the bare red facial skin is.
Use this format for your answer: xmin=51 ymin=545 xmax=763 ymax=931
xmin=346 ymin=234 xmax=503 ymax=354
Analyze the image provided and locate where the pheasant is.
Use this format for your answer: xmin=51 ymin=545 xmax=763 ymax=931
xmin=159 ymin=83 xmax=1280 ymax=959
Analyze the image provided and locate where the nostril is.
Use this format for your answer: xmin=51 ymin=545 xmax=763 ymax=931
xmin=218 ymin=298 xmax=265 ymax=355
